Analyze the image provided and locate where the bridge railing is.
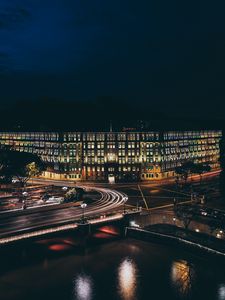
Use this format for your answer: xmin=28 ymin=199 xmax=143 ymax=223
xmin=0 ymin=208 xmax=138 ymax=244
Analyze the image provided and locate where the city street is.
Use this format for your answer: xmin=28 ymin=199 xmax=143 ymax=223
xmin=0 ymin=186 xmax=127 ymax=238
xmin=0 ymin=172 xmax=223 ymax=240
xmin=29 ymin=171 xmax=222 ymax=210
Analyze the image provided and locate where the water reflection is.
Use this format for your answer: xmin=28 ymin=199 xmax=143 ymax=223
xmin=171 ymin=260 xmax=195 ymax=297
xmin=118 ymin=257 xmax=138 ymax=300
xmin=73 ymin=274 xmax=93 ymax=300
xmin=218 ymin=284 xmax=225 ymax=300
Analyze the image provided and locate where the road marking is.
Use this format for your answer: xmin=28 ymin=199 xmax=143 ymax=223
xmin=138 ymin=185 xmax=149 ymax=209
xmin=125 ymin=199 xmax=192 ymax=211
xmin=149 ymin=200 xmax=193 ymax=211
xmin=158 ymin=187 xmax=191 ymax=197
xmin=127 ymin=195 xmax=187 ymax=199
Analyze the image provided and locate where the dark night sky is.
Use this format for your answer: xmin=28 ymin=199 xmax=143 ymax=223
xmin=0 ymin=0 xmax=225 ymax=119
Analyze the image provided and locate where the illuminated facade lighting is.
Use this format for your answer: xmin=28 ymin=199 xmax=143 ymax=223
xmin=0 ymin=130 xmax=222 ymax=181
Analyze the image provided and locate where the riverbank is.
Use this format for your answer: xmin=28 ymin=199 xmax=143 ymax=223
xmin=126 ymin=224 xmax=225 ymax=259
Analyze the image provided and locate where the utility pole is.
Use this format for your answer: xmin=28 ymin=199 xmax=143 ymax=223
xmin=173 ymin=197 xmax=177 ymax=210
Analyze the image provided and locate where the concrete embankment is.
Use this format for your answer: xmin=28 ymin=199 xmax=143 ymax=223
xmin=126 ymin=226 xmax=225 ymax=259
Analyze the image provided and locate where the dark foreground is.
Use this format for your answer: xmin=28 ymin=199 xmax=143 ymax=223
xmin=0 ymin=231 xmax=225 ymax=300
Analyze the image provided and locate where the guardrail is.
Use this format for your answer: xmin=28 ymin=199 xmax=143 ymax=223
xmin=130 ymin=211 xmax=225 ymax=240
xmin=126 ymin=227 xmax=225 ymax=257
xmin=0 ymin=209 xmax=138 ymax=244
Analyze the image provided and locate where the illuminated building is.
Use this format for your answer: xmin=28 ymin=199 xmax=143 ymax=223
xmin=0 ymin=130 xmax=222 ymax=182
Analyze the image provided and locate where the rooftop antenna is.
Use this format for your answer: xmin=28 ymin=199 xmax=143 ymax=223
xmin=110 ymin=120 xmax=113 ymax=132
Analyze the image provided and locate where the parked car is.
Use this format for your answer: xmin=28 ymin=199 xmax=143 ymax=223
xmin=12 ymin=179 xmax=20 ymax=184
xmin=46 ymin=196 xmax=64 ymax=204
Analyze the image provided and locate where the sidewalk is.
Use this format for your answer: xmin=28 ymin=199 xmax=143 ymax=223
xmin=31 ymin=169 xmax=221 ymax=186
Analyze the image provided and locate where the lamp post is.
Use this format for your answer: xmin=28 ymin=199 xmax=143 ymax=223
xmin=22 ymin=191 xmax=28 ymax=209
xmin=173 ymin=217 xmax=176 ymax=225
xmin=173 ymin=197 xmax=177 ymax=210
xmin=81 ymin=203 xmax=87 ymax=223
xmin=136 ymin=197 xmax=140 ymax=211
xmin=123 ymin=196 xmax=128 ymax=214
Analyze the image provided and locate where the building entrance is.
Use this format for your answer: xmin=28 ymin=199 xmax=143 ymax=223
xmin=108 ymin=174 xmax=115 ymax=184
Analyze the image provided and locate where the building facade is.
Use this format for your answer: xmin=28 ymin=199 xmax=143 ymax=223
xmin=0 ymin=130 xmax=222 ymax=182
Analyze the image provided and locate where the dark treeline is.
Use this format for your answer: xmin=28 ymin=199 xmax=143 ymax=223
xmin=0 ymin=97 xmax=224 ymax=132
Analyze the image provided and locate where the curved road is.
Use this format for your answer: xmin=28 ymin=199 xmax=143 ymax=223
xmin=0 ymin=186 xmax=128 ymax=238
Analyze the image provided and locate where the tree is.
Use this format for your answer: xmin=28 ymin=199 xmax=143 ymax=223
xmin=0 ymin=147 xmax=46 ymax=186
xmin=0 ymin=146 xmax=14 ymax=184
xmin=21 ymin=161 xmax=45 ymax=186
xmin=175 ymin=161 xmax=195 ymax=186
xmin=175 ymin=161 xmax=211 ymax=187
xmin=64 ymin=188 xmax=77 ymax=202
xmin=175 ymin=166 xmax=187 ymax=187
xmin=192 ymin=163 xmax=211 ymax=184
xmin=175 ymin=207 xmax=193 ymax=230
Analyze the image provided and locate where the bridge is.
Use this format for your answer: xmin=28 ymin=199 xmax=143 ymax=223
xmin=0 ymin=185 xmax=138 ymax=244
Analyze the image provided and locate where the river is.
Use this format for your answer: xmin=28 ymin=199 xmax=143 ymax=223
xmin=0 ymin=232 xmax=225 ymax=300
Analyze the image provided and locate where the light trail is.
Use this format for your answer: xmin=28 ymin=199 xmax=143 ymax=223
xmin=0 ymin=186 xmax=128 ymax=242
xmin=0 ymin=223 xmax=78 ymax=244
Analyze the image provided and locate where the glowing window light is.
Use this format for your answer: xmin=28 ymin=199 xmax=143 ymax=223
xmin=108 ymin=153 xmax=116 ymax=161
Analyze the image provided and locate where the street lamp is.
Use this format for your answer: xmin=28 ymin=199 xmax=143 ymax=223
xmin=81 ymin=203 xmax=87 ymax=223
xmin=136 ymin=198 xmax=140 ymax=211
xmin=173 ymin=198 xmax=177 ymax=210
xmin=22 ymin=191 xmax=28 ymax=209
xmin=123 ymin=196 xmax=128 ymax=214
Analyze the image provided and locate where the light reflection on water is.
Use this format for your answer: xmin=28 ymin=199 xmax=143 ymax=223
xmin=73 ymin=274 xmax=93 ymax=300
xmin=171 ymin=260 xmax=195 ymax=297
xmin=1 ymin=237 xmax=225 ymax=300
xmin=118 ymin=257 xmax=138 ymax=300
xmin=218 ymin=284 xmax=225 ymax=300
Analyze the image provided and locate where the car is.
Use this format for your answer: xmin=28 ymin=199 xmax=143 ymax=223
xmin=12 ymin=179 xmax=20 ymax=184
xmin=201 ymin=211 xmax=208 ymax=216
xmin=46 ymin=196 xmax=64 ymax=204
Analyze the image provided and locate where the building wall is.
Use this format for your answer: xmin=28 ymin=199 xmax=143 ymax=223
xmin=0 ymin=130 xmax=222 ymax=181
